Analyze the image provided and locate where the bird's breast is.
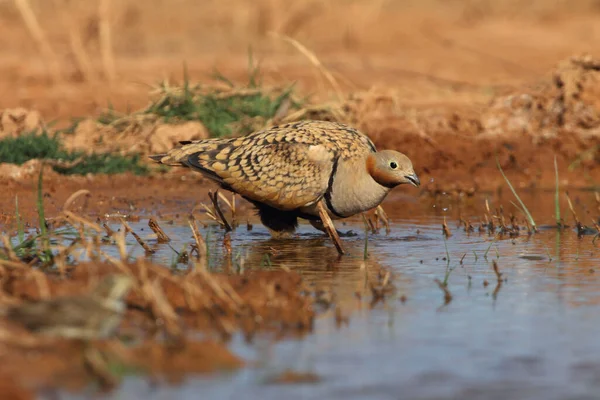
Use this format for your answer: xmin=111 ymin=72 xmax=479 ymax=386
xmin=323 ymin=157 xmax=391 ymax=218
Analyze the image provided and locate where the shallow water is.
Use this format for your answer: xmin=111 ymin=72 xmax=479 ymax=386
xmin=66 ymin=190 xmax=600 ymax=399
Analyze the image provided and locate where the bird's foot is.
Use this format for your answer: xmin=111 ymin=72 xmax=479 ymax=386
xmin=316 ymin=200 xmax=345 ymax=255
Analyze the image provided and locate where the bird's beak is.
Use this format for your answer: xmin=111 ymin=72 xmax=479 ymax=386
xmin=405 ymin=173 xmax=420 ymax=187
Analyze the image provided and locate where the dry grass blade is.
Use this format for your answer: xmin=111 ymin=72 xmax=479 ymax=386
xmin=14 ymin=0 xmax=62 ymax=83
xmin=195 ymin=268 xmax=241 ymax=312
xmin=63 ymin=189 xmax=91 ymax=212
xmin=217 ymin=191 xmax=232 ymax=210
xmin=0 ymin=259 xmax=29 ymax=269
xmin=217 ymin=191 xmax=238 ymax=228
xmin=270 ymin=32 xmax=344 ymax=102
xmin=231 ymin=193 xmax=237 ymax=225
xmin=55 ymin=0 xmax=98 ymax=84
xmin=209 ymin=191 xmax=233 ymax=232
xmin=565 ymin=192 xmax=584 ymax=235
xmin=272 ymin=96 xmax=292 ymax=122
xmin=1 ymin=235 xmax=19 ymax=261
xmin=0 ymin=326 xmax=42 ymax=348
xmin=83 ymin=346 xmax=117 ymax=390
xmin=442 ymin=216 xmax=452 ymax=238
xmin=30 ymin=270 xmax=50 ymax=299
xmin=98 ymin=0 xmax=116 ymax=81
xmin=381 ymin=270 xmax=391 ymax=288
xmin=144 ymin=278 xmax=181 ymax=337
xmin=113 ymin=229 xmax=127 ymax=260
xmin=199 ymin=203 xmax=221 ymax=226
xmin=120 ymin=218 xmax=155 ymax=254
xmin=188 ymin=215 xmax=207 ymax=266
xmin=148 ymin=218 xmax=171 ymax=243
xmin=44 ymin=157 xmax=84 ymax=169
xmin=63 ymin=211 xmax=103 ymax=233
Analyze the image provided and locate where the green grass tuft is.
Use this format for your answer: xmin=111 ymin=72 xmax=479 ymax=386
xmin=495 ymin=156 xmax=537 ymax=231
xmin=0 ymin=131 xmax=147 ymax=175
xmin=0 ymin=131 xmax=62 ymax=164
xmin=145 ymin=58 xmax=300 ymax=138
xmin=146 ymin=84 xmax=296 ymax=137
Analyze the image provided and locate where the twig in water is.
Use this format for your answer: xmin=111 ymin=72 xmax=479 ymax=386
xmin=148 ymin=218 xmax=171 ymax=243
xmin=442 ymin=216 xmax=452 ymax=238
xmin=188 ymin=215 xmax=207 ymax=267
xmin=102 ymin=222 xmax=115 ymax=237
xmin=434 ymin=278 xmax=452 ymax=305
xmin=565 ymin=192 xmax=584 ymax=236
xmin=223 ymin=232 xmax=232 ymax=255
xmin=120 ymin=218 xmax=154 ymax=254
xmin=492 ymin=260 xmax=502 ymax=283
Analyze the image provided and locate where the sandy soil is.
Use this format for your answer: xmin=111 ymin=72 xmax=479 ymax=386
xmin=1 ymin=0 xmax=600 ymax=210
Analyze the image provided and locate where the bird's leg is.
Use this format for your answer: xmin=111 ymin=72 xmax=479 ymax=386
xmin=316 ymin=200 xmax=345 ymax=255
xmin=375 ymin=205 xmax=390 ymax=234
xmin=309 ymin=219 xmax=344 ymax=237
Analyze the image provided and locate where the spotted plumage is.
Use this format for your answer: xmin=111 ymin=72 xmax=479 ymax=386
xmin=151 ymin=120 xmax=419 ymax=250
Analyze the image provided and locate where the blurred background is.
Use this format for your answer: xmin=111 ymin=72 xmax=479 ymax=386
xmin=2 ymin=0 xmax=600 ymax=123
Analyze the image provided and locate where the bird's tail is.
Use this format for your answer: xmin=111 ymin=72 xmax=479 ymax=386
xmin=149 ymin=138 xmax=231 ymax=166
xmin=148 ymin=154 xmax=166 ymax=163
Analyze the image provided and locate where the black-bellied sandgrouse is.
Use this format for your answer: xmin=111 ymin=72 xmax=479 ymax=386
xmin=3 ymin=274 xmax=134 ymax=339
xmin=150 ymin=120 xmax=420 ymax=254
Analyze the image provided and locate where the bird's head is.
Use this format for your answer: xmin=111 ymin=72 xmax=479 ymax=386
xmin=366 ymin=150 xmax=420 ymax=189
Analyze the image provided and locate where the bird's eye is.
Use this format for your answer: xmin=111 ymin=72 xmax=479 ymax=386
xmin=390 ymin=161 xmax=398 ymax=169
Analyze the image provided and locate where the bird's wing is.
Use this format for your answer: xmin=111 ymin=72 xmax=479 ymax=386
xmin=148 ymin=120 xmax=377 ymax=209
xmin=188 ymin=141 xmax=335 ymax=210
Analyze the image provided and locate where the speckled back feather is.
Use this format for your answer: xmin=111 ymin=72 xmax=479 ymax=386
xmin=152 ymin=120 xmax=377 ymax=210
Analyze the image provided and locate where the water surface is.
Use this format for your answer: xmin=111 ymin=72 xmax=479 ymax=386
xmin=71 ymin=191 xmax=600 ymax=399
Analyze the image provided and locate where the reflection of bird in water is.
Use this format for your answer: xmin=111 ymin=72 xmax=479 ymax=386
xmin=235 ymin=236 xmax=390 ymax=298
xmin=2 ymin=274 xmax=134 ymax=340
xmin=151 ymin=120 xmax=420 ymax=254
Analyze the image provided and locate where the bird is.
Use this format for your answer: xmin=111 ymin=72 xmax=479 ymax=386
xmin=150 ymin=120 xmax=420 ymax=254
xmin=2 ymin=274 xmax=134 ymax=340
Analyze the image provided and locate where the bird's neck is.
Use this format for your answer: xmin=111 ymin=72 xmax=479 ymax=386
xmin=328 ymin=156 xmax=391 ymax=218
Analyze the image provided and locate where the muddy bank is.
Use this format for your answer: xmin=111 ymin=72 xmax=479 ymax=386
xmin=2 ymin=56 xmax=600 ymax=214
xmin=0 ymin=259 xmax=325 ymax=394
